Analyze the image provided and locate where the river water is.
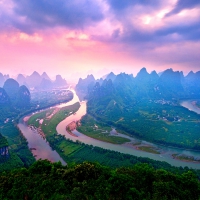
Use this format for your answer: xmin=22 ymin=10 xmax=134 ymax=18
xmin=17 ymin=88 xmax=81 ymax=165
xmin=56 ymin=96 xmax=200 ymax=169
xmin=180 ymin=100 xmax=200 ymax=114
xmin=18 ymin=122 xmax=66 ymax=165
xmin=18 ymin=90 xmax=200 ymax=169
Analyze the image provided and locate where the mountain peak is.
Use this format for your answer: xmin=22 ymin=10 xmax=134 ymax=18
xmin=150 ymin=70 xmax=157 ymax=75
xmin=135 ymin=67 xmax=149 ymax=81
xmin=105 ymin=72 xmax=116 ymax=81
xmin=31 ymin=71 xmax=40 ymax=76
xmin=187 ymin=71 xmax=194 ymax=76
xmin=41 ymin=72 xmax=51 ymax=80
xmin=150 ymin=70 xmax=159 ymax=80
xmin=87 ymin=74 xmax=95 ymax=79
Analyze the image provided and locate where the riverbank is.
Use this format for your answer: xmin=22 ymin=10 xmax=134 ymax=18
xmin=172 ymin=153 xmax=200 ymax=163
xmin=66 ymin=121 xmax=80 ymax=137
xmin=76 ymin=114 xmax=131 ymax=144
xmin=18 ymin=89 xmax=200 ymax=169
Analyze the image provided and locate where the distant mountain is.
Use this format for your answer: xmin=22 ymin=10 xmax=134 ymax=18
xmin=16 ymin=71 xmax=67 ymax=90
xmin=149 ymin=70 xmax=159 ymax=84
xmin=135 ymin=67 xmax=150 ymax=82
xmin=26 ymin=71 xmax=42 ymax=88
xmin=16 ymin=85 xmax=31 ymax=107
xmin=157 ymin=69 xmax=184 ymax=98
xmin=53 ymin=75 xmax=67 ymax=88
xmin=39 ymin=78 xmax=53 ymax=90
xmin=0 ymin=73 xmax=5 ymax=87
xmin=95 ymin=78 xmax=104 ymax=85
xmin=85 ymin=68 xmax=200 ymax=150
xmin=105 ymin=72 xmax=116 ymax=81
xmin=0 ymin=88 xmax=10 ymax=105
xmin=3 ymin=78 xmax=20 ymax=101
xmin=3 ymin=75 xmax=9 ymax=81
xmin=2 ymin=78 xmax=31 ymax=106
xmin=76 ymin=74 xmax=95 ymax=100
xmin=41 ymin=72 xmax=51 ymax=81
xmin=86 ymin=68 xmax=191 ymax=102
xmin=17 ymin=74 xmax=26 ymax=86
xmin=182 ymin=71 xmax=200 ymax=97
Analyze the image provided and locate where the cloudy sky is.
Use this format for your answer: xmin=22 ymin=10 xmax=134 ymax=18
xmin=0 ymin=0 xmax=200 ymax=79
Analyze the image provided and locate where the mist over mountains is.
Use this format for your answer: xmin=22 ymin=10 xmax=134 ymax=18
xmin=0 ymin=71 xmax=67 ymax=90
xmin=17 ymin=71 xmax=67 ymax=90
xmin=0 ymin=78 xmax=30 ymax=107
xmin=0 ymin=71 xmax=67 ymax=107
xmin=76 ymin=68 xmax=200 ymax=149
xmin=76 ymin=68 xmax=200 ymax=100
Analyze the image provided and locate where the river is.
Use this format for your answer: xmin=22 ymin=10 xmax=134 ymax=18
xmin=18 ymin=90 xmax=200 ymax=169
xmin=180 ymin=100 xmax=200 ymax=114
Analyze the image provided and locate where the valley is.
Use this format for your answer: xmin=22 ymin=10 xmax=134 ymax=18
xmin=19 ymin=89 xmax=200 ymax=169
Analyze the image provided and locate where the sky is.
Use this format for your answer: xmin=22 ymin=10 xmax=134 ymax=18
xmin=0 ymin=0 xmax=200 ymax=80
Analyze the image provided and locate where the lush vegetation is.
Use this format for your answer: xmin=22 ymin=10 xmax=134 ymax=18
xmin=2 ymin=123 xmax=35 ymax=167
xmin=137 ymin=146 xmax=160 ymax=154
xmin=88 ymin=99 xmax=200 ymax=149
xmin=0 ymin=159 xmax=200 ymax=200
xmin=77 ymin=114 xmax=130 ymax=144
xmin=196 ymin=100 xmax=200 ymax=108
xmin=0 ymin=89 xmax=73 ymax=172
xmin=0 ymin=134 xmax=8 ymax=148
xmin=0 ymin=151 xmax=24 ymax=172
xmin=75 ymin=69 xmax=200 ymax=150
xmin=27 ymin=103 xmax=200 ymax=175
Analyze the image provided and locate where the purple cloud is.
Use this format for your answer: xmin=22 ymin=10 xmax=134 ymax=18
xmin=1 ymin=0 xmax=104 ymax=33
xmin=166 ymin=0 xmax=200 ymax=17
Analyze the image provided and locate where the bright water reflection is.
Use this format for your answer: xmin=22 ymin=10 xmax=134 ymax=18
xmin=18 ymin=122 xmax=66 ymax=165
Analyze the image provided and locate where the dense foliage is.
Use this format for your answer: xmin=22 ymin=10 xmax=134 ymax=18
xmin=0 ymin=87 xmax=73 ymax=172
xmin=0 ymin=159 xmax=199 ymax=200
xmin=27 ymin=105 xmax=200 ymax=180
xmin=83 ymin=69 xmax=200 ymax=150
xmin=0 ymin=134 xmax=8 ymax=148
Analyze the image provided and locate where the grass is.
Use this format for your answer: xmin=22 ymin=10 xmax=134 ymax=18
xmin=28 ymin=108 xmax=55 ymax=128
xmin=41 ymin=103 xmax=80 ymax=136
xmin=137 ymin=146 xmax=160 ymax=154
xmin=172 ymin=154 xmax=200 ymax=162
xmin=58 ymin=139 xmax=83 ymax=155
xmin=28 ymin=102 xmax=82 ymax=159
xmin=77 ymin=129 xmax=131 ymax=144
xmin=77 ymin=114 xmax=130 ymax=144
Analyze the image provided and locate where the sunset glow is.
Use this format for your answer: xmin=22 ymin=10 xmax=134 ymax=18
xmin=0 ymin=0 xmax=200 ymax=80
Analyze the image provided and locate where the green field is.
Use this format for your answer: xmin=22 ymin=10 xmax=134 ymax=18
xmin=77 ymin=114 xmax=130 ymax=144
xmin=41 ymin=103 xmax=80 ymax=136
xmin=0 ymin=89 xmax=74 ymax=172
xmin=27 ymin=108 xmax=55 ymax=128
xmin=28 ymin=102 xmax=83 ymax=159
xmin=88 ymin=99 xmax=200 ymax=150
xmin=26 ymin=102 xmax=200 ymax=179
xmin=137 ymin=146 xmax=160 ymax=154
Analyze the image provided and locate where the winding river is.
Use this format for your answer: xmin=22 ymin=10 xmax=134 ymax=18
xmin=18 ymin=91 xmax=200 ymax=169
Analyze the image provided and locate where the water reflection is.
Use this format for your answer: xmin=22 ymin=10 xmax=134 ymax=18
xmin=18 ymin=122 xmax=66 ymax=165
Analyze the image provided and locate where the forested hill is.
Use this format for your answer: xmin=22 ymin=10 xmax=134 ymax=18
xmin=76 ymin=68 xmax=200 ymax=100
xmin=76 ymin=68 xmax=200 ymax=150
xmin=0 ymin=78 xmax=31 ymax=107
xmin=0 ymin=133 xmax=9 ymax=159
xmin=0 ymin=159 xmax=200 ymax=200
